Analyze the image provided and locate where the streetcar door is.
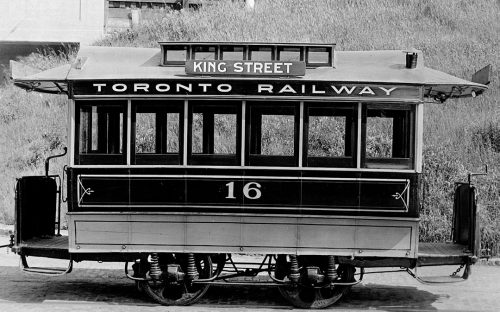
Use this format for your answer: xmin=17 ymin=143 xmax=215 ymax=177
xmin=453 ymin=183 xmax=480 ymax=256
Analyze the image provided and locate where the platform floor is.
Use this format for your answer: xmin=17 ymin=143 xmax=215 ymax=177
xmin=17 ymin=237 xmax=471 ymax=260
xmin=418 ymin=242 xmax=471 ymax=257
xmin=21 ymin=236 xmax=68 ymax=249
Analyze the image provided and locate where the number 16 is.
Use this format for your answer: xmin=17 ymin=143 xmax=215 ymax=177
xmin=225 ymin=182 xmax=262 ymax=200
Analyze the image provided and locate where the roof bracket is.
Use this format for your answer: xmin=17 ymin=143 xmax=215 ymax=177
xmin=54 ymin=82 xmax=68 ymax=95
xmin=472 ymin=64 xmax=491 ymax=85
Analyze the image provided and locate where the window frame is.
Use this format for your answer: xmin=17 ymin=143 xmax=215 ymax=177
xmin=245 ymin=101 xmax=300 ymax=167
xmin=187 ymin=100 xmax=242 ymax=166
xmin=361 ymin=103 xmax=415 ymax=169
xmin=131 ymin=100 xmax=184 ymax=165
xmin=303 ymin=103 xmax=358 ymax=168
xmin=74 ymin=100 xmax=127 ymax=165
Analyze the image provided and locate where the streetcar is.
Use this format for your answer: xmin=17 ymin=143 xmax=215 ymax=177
xmin=8 ymin=42 xmax=490 ymax=308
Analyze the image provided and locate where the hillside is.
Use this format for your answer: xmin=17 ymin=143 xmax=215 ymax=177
xmin=1 ymin=0 xmax=499 ymax=254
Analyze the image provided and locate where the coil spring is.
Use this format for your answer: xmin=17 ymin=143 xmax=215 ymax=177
xmin=186 ymin=253 xmax=199 ymax=280
xmin=149 ymin=253 xmax=161 ymax=280
xmin=326 ymin=255 xmax=338 ymax=281
xmin=289 ymin=255 xmax=300 ymax=283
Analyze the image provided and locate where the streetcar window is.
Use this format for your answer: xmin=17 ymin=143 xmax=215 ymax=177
xmin=306 ymin=47 xmax=330 ymax=66
xmin=220 ymin=46 xmax=245 ymax=60
xmin=75 ymin=101 xmax=127 ymax=165
xmin=246 ymin=102 xmax=299 ymax=166
xmin=132 ymin=101 xmax=183 ymax=165
xmin=277 ymin=47 xmax=302 ymax=61
xmin=248 ymin=46 xmax=274 ymax=61
xmin=188 ymin=101 xmax=241 ymax=165
xmin=363 ymin=104 xmax=414 ymax=169
xmin=164 ymin=45 xmax=187 ymax=65
xmin=305 ymin=104 xmax=356 ymax=167
xmin=192 ymin=45 xmax=217 ymax=60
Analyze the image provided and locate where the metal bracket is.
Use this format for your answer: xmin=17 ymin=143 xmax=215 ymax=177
xmin=20 ymin=254 xmax=73 ymax=276
xmin=406 ymin=263 xmax=470 ymax=284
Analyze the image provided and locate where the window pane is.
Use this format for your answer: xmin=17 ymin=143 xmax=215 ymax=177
xmin=221 ymin=46 xmax=244 ymax=60
xmin=135 ymin=112 xmax=180 ymax=154
xmin=192 ymin=113 xmax=204 ymax=154
xmin=261 ymin=115 xmax=294 ymax=156
xmin=278 ymin=47 xmax=301 ymax=61
xmin=366 ymin=116 xmax=393 ymax=158
xmin=192 ymin=111 xmax=237 ymax=155
xmin=214 ymin=114 xmax=237 ymax=154
xmin=192 ymin=46 xmax=216 ymax=60
xmin=79 ymin=109 xmax=89 ymax=153
xmin=136 ymin=113 xmax=156 ymax=153
xmin=249 ymin=47 xmax=273 ymax=61
xmin=308 ymin=116 xmax=346 ymax=157
xmin=91 ymin=106 xmax=98 ymax=151
xmin=166 ymin=113 xmax=179 ymax=153
xmin=165 ymin=46 xmax=186 ymax=64
xmin=307 ymin=47 xmax=329 ymax=64
xmin=78 ymin=105 xmax=123 ymax=154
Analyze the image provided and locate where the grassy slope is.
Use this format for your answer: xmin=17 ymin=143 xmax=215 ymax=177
xmin=1 ymin=0 xmax=499 ymax=252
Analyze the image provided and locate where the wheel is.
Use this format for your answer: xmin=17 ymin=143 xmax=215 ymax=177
xmin=276 ymin=255 xmax=355 ymax=309
xmin=139 ymin=253 xmax=212 ymax=306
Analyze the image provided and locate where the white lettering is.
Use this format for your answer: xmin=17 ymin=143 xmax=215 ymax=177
xmin=199 ymin=83 xmax=212 ymax=92
xmin=234 ymin=62 xmax=243 ymax=73
xmin=264 ymin=62 xmax=272 ymax=73
xmin=93 ymin=83 xmax=106 ymax=92
xmin=134 ymin=83 xmax=149 ymax=92
xmin=254 ymin=63 xmax=263 ymax=73
xmin=217 ymin=84 xmax=232 ymax=93
xmin=283 ymin=63 xmax=292 ymax=74
xmin=208 ymin=62 xmax=216 ymax=72
xmin=274 ymin=63 xmax=283 ymax=74
xmin=155 ymin=84 xmax=170 ymax=92
xmin=112 ymin=84 xmax=127 ymax=92
xmin=193 ymin=61 xmax=203 ymax=72
xmin=331 ymin=85 xmax=356 ymax=95
xmin=312 ymin=85 xmax=325 ymax=94
xmin=258 ymin=84 xmax=273 ymax=93
xmin=358 ymin=86 xmax=375 ymax=95
xmin=217 ymin=62 xmax=227 ymax=73
xmin=379 ymin=87 xmax=397 ymax=96
xmin=176 ymin=83 xmax=192 ymax=92
xmin=278 ymin=84 xmax=297 ymax=94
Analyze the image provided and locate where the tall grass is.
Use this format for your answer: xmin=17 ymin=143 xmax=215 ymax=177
xmin=1 ymin=0 xmax=499 ymax=253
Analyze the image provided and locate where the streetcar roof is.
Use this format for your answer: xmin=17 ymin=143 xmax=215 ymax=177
xmin=12 ymin=45 xmax=489 ymax=101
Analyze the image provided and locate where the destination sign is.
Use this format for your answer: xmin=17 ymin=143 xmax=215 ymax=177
xmin=185 ymin=60 xmax=306 ymax=76
xmin=73 ymin=80 xmax=421 ymax=100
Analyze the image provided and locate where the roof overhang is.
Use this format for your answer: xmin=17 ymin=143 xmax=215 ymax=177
xmin=10 ymin=60 xmax=70 ymax=94
xmin=10 ymin=45 xmax=489 ymax=103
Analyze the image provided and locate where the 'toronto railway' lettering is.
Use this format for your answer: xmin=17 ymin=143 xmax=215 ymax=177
xmin=90 ymin=82 xmax=399 ymax=96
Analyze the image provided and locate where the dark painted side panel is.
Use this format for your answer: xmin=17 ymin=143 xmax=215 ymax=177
xmin=67 ymin=167 xmax=419 ymax=217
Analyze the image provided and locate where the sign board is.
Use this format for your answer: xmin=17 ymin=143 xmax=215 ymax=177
xmin=185 ymin=60 xmax=306 ymax=76
xmin=74 ymin=80 xmax=421 ymax=100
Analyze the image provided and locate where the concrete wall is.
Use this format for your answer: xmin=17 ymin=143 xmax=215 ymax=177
xmin=0 ymin=0 xmax=106 ymax=45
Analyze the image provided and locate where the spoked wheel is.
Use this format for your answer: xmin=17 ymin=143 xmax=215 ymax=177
xmin=276 ymin=255 xmax=356 ymax=309
xmin=139 ymin=253 xmax=212 ymax=306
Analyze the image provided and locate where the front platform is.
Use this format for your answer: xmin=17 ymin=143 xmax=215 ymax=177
xmin=13 ymin=236 xmax=69 ymax=259
xmin=417 ymin=242 xmax=473 ymax=266
xmin=13 ymin=236 xmax=474 ymax=267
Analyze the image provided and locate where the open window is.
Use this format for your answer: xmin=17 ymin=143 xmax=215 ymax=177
xmin=132 ymin=100 xmax=183 ymax=165
xmin=363 ymin=104 xmax=414 ymax=169
xmin=304 ymin=103 xmax=357 ymax=167
xmin=75 ymin=100 xmax=127 ymax=165
xmin=188 ymin=101 xmax=241 ymax=165
xmin=246 ymin=102 xmax=299 ymax=166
